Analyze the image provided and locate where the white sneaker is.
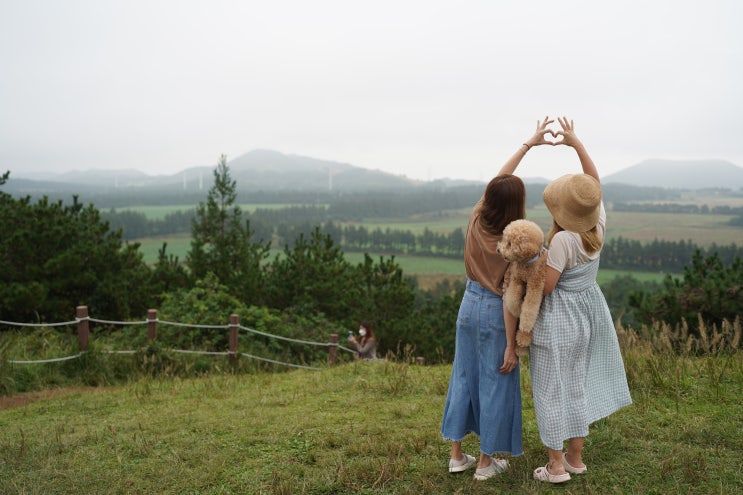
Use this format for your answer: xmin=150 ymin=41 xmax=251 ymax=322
xmin=448 ymin=453 xmax=477 ymax=473
xmin=473 ymin=457 xmax=509 ymax=480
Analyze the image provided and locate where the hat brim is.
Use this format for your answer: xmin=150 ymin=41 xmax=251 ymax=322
xmin=543 ymin=174 xmax=601 ymax=233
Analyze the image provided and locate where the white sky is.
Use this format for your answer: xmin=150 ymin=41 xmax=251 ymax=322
xmin=1 ymin=0 xmax=741 ymax=182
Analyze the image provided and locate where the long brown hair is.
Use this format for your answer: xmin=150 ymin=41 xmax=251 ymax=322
xmin=547 ymin=221 xmax=603 ymax=254
xmin=479 ymin=175 xmax=526 ymax=235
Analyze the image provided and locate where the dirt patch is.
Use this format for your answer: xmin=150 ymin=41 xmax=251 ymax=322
xmin=0 ymin=387 xmax=105 ymax=410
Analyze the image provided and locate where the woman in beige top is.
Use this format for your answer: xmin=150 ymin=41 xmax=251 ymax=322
xmin=441 ymin=116 xmax=554 ymax=481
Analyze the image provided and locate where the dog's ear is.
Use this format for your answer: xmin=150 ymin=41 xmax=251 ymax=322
xmin=518 ymin=229 xmax=535 ymax=258
xmin=512 ymin=235 xmax=526 ymax=259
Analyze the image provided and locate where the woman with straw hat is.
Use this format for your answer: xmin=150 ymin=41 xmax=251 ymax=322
xmin=441 ymin=116 xmax=554 ymax=481
xmin=529 ymin=117 xmax=632 ymax=484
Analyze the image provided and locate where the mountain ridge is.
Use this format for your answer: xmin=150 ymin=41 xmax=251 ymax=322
xmin=602 ymin=159 xmax=743 ymax=189
xmin=7 ymin=151 xmax=743 ymax=192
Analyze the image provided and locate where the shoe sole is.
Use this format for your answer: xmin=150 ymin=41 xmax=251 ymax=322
xmin=473 ymin=460 xmax=509 ymax=480
xmin=449 ymin=460 xmax=476 ymax=473
xmin=449 ymin=454 xmax=477 ymax=473
xmin=533 ymin=466 xmax=571 ymax=483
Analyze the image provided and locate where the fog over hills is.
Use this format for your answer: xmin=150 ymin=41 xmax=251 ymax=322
xmin=12 ymin=150 xmax=427 ymax=192
xmin=602 ymin=159 xmax=743 ymax=189
xmin=6 ymin=151 xmax=743 ymax=193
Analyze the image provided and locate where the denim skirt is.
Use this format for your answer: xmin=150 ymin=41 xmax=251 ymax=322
xmin=440 ymin=278 xmax=523 ymax=456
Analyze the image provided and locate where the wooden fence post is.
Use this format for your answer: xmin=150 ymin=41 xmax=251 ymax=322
xmin=229 ymin=314 xmax=239 ymax=364
xmin=147 ymin=309 xmax=158 ymax=342
xmin=76 ymin=306 xmax=89 ymax=351
xmin=328 ymin=334 xmax=338 ymax=366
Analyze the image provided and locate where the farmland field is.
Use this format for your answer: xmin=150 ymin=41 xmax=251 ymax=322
xmin=132 ymin=234 xmax=192 ymax=261
xmin=603 ymin=210 xmax=740 ymax=245
xmin=126 ymin=205 xmax=742 ymax=245
xmin=355 ymin=206 xmax=742 ymax=246
xmin=131 ymin=203 xmax=740 ymax=283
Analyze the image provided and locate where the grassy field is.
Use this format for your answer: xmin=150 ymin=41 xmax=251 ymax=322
xmin=355 ymin=207 xmax=741 ymax=246
xmin=602 ymin=211 xmax=740 ymax=246
xmin=122 ymin=201 xmax=742 ymax=247
xmin=133 ymin=234 xmax=192 ymax=262
xmin=1 ymin=341 xmax=740 ymax=494
xmin=128 ymin=203 xmax=741 ymax=288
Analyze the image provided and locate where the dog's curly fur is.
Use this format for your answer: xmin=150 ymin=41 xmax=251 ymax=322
xmin=497 ymin=219 xmax=547 ymax=356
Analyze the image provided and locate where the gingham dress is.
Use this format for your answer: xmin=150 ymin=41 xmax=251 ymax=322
xmin=529 ymin=256 xmax=632 ymax=450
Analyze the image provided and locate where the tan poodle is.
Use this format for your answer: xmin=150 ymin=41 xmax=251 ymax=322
xmin=497 ymin=219 xmax=547 ymax=356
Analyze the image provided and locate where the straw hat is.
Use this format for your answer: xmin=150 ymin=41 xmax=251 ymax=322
xmin=542 ymin=174 xmax=602 ymax=233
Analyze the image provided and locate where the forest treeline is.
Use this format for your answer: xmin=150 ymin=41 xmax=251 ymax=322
xmin=102 ymin=204 xmax=743 ymax=274
xmin=2 ymin=166 xmax=741 ymax=364
xmin=13 ymin=179 xmax=690 ymax=209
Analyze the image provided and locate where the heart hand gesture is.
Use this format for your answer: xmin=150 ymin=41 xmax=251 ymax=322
xmin=552 ymin=116 xmax=581 ymax=148
xmin=499 ymin=115 xmax=590 ymax=176
xmin=524 ymin=115 xmax=556 ymax=148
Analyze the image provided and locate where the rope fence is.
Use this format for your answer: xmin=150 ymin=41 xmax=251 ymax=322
xmin=0 ymin=320 xmax=78 ymax=327
xmin=2 ymin=306 xmax=360 ymax=370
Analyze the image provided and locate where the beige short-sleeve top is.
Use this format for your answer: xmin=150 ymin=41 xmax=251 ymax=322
xmin=463 ymin=199 xmax=509 ymax=296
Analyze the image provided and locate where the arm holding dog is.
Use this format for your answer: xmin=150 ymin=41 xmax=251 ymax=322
xmin=543 ymin=266 xmax=560 ymax=296
xmin=500 ymin=309 xmax=519 ymax=374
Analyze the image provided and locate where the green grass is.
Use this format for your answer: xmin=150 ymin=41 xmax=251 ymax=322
xmin=343 ymin=252 xmax=463 ymax=276
xmin=1 ymin=347 xmax=740 ymax=494
xmin=603 ymin=210 xmax=740 ymax=246
xmin=596 ymin=269 xmax=667 ymax=285
xmin=133 ymin=234 xmax=191 ymax=262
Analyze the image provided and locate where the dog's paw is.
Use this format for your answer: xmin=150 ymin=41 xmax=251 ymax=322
xmin=516 ymin=330 xmax=532 ymax=348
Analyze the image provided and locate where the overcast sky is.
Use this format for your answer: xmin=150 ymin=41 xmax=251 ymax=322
xmin=1 ymin=0 xmax=741 ymax=182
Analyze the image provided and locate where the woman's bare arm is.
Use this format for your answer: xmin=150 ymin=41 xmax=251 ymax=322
xmin=554 ymin=116 xmax=600 ymax=182
xmin=498 ymin=116 xmax=555 ymax=176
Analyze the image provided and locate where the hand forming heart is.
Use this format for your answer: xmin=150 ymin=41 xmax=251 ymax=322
xmin=545 ymin=129 xmax=562 ymax=146
xmin=526 ymin=116 xmax=579 ymax=148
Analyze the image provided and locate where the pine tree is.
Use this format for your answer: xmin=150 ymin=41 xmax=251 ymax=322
xmin=0 ymin=193 xmax=151 ymax=322
xmin=187 ymin=155 xmax=269 ymax=304
xmin=629 ymin=249 xmax=743 ymax=331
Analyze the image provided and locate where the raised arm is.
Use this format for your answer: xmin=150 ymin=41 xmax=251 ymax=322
xmin=498 ymin=116 xmax=555 ymax=176
xmin=554 ymin=116 xmax=600 ymax=182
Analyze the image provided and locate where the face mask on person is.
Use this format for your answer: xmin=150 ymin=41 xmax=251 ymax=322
xmin=359 ymin=329 xmax=367 ymax=337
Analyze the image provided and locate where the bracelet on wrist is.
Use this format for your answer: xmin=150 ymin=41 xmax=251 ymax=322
xmin=522 ymin=143 xmax=531 ymax=152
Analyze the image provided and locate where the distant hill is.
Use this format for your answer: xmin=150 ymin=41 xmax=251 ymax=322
xmin=5 ymin=153 xmax=742 ymax=200
xmin=223 ymin=149 xmax=424 ymax=191
xmin=603 ymin=159 xmax=743 ymax=189
xmin=5 ymin=150 xmax=483 ymax=198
